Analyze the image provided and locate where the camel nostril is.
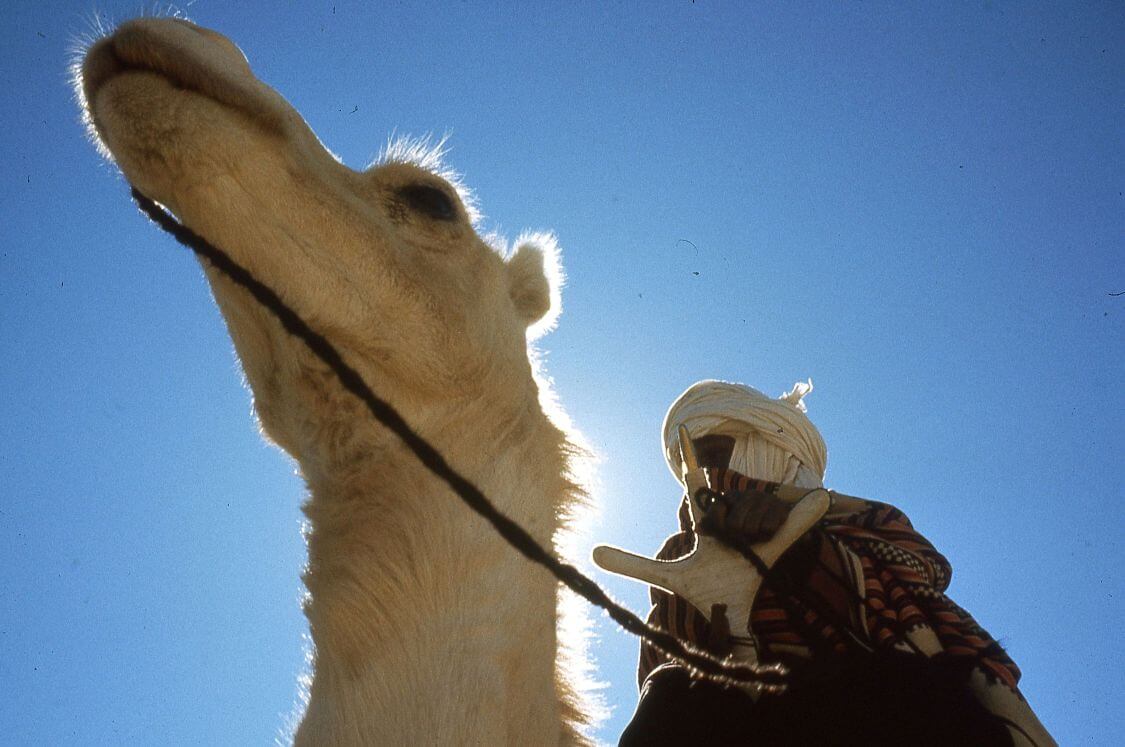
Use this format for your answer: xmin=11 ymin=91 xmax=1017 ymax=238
xmin=170 ymin=18 xmax=253 ymax=72
xmin=170 ymin=18 xmax=206 ymax=34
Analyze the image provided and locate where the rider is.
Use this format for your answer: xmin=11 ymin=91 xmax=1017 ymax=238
xmin=619 ymin=380 xmax=1053 ymax=746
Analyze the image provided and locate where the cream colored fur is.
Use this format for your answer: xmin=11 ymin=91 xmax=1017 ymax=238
xmin=79 ymin=18 xmax=593 ymax=745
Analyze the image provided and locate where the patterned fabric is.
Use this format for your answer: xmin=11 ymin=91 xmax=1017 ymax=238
xmin=638 ymin=468 xmax=1021 ymax=691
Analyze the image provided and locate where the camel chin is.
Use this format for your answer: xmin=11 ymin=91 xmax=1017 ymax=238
xmin=80 ymin=17 xmax=595 ymax=746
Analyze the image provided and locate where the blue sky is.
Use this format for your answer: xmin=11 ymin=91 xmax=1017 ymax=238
xmin=2 ymin=1 xmax=1121 ymax=744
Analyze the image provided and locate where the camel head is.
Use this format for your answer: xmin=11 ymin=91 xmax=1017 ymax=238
xmin=79 ymin=18 xmax=561 ymax=468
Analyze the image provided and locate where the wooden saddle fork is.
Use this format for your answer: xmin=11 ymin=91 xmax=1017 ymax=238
xmin=593 ymin=425 xmax=831 ymax=694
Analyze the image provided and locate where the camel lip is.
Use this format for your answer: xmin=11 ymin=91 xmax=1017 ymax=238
xmin=82 ymin=39 xmax=159 ymax=108
xmin=80 ymin=38 xmax=125 ymax=111
xmin=81 ymin=22 xmax=283 ymax=141
xmin=81 ymin=32 xmax=202 ymax=137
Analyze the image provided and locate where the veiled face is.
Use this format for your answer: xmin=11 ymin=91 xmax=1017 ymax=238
xmin=692 ymin=434 xmax=736 ymax=470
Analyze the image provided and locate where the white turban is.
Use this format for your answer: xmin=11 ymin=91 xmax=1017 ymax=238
xmin=662 ymin=379 xmax=827 ymax=489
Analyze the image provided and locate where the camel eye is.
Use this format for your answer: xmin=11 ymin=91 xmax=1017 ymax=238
xmin=397 ymin=184 xmax=457 ymax=221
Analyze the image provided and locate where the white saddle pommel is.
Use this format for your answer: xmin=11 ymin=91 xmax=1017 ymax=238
xmin=591 ymin=488 xmax=830 ymax=628
xmin=592 ymin=425 xmax=831 ymax=688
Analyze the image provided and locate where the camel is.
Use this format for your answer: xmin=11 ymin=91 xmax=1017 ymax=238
xmin=79 ymin=18 xmax=595 ymax=745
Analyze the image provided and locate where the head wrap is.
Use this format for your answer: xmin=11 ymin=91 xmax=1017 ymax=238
xmin=662 ymin=379 xmax=827 ymax=488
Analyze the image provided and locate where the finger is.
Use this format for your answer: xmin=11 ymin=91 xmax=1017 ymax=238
xmin=698 ymin=499 xmax=728 ymax=535
xmin=730 ymin=497 xmax=767 ymax=540
xmin=709 ymin=603 xmax=731 ymax=638
xmin=760 ymin=499 xmax=792 ymax=537
xmin=707 ymin=603 xmax=732 ymax=657
xmin=723 ymin=493 xmax=750 ymax=527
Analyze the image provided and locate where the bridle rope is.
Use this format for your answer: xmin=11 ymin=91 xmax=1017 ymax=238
xmin=128 ymin=186 xmax=788 ymax=692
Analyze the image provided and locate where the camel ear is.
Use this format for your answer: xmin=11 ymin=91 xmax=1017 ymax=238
xmin=505 ymin=234 xmax=562 ymax=337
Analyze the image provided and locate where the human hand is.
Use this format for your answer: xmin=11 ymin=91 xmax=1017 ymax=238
xmin=706 ymin=603 xmax=733 ymax=657
xmin=697 ymin=489 xmax=793 ymax=547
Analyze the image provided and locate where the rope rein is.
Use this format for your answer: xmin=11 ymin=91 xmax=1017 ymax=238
xmin=128 ymin=187 xmax=786 ymax=691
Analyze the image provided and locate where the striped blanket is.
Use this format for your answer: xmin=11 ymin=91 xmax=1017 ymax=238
xmin=638 ymin=468 xmax=1021 ymax=691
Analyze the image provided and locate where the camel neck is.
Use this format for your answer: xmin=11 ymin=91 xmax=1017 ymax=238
xmin=293 ymin=450 xmax=570 ymax=745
